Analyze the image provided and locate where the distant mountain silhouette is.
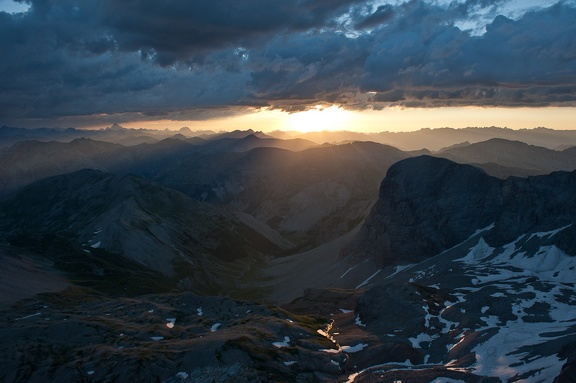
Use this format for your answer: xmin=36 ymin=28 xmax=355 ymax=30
xmin=266 ymin=127 xmax=576 ymax=151
xmin=0 ymin=138 xmax=125 ymax=194
xmin=192 ymin=133 xmax=316 ymax=153
xmin=437 ymin=138 xmax=576 ymax=176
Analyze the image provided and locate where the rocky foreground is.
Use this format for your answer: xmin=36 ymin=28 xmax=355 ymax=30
xmin=1 ymin=289 xmax=349 ymax=382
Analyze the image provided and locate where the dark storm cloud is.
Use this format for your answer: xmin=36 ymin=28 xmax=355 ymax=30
xmin=0 ymin=0 xmax=575 ymax=126
xmin=354 ymin=4 xmax=395 ymax=29
xmin=99 ymin=0 xmax=364 ymax=65
xmin=248 ymin=1 xmax=576 ymax=109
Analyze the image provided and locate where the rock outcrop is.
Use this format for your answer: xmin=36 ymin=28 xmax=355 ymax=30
xmin=351 ymin=156 xmax=502 ymax=266
xmin=351 ymin=155 xmax=576 ymax=266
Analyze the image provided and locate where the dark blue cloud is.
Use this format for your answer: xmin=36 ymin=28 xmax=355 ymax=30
xmin=0 ymin=0 xmax=574 ymax=125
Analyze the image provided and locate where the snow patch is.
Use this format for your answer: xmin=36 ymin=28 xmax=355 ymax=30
xmin=344 ymin=359 xmax=414 ymax=383
xmin=210 ymin=323 xmax=221 ymax=332
xmin=342 ymin=343 xmax=368 ymax=353
xmin=472 ymin=223 xmax=495 ymax=237
xmin=456 ymin=237 xmax=494 ymax=264
xmin=15 ymin=312 xmax=42 ymax=321
xmin=273 ymin=336 xmax=290 ymax=348
xmin=386 ymin=264 xmax=415 ymax=279
xmin=340 ymin=265 xmax=358 ymax=279
xmin=321 ymin=343 xmax=368 ymax=354
xmin=90 ymin=241 xmax=101 ymax=249
xmin=356 ymin=269 xmax=382 ymax=289
xmin=409 ymin=333 xmax=435 ymax=349
xmin=528 ymin=224 xmax=571 ymax=240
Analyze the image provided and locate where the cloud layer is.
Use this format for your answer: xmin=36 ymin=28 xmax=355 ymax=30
xmin=1 ymin=0 xmax=575 ymax=125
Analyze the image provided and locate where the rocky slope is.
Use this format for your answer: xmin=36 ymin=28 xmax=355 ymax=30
xmin=349 ymin=156 xmax=502 ymax=266
xmin=0 ymin=290 xmax=342 ymax=383
xmin=310 ymin=223 xmax=576 ymax=383
xmin=0 ymin=169 xmax=279 ymax=297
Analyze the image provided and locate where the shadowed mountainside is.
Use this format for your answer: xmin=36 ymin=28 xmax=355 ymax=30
xmin=349 ymin=155 xmax=576 ymax=267
xmin=0 ymin=169 xmax=280 ymax=297
xmin=156 ymin=141 xmax=409 ymax=248
xmin=0 ymin=138 xmax=410 ymax=249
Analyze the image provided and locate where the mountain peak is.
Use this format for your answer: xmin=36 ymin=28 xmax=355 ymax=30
xmin=109 ymin=123 xmax=124 ymax=131
xmin=351 ymin=156 xmax=502 ymax=266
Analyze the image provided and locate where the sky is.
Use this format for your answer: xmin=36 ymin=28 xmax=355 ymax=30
xmin=0 ymin=0 xmax=575 ymax=132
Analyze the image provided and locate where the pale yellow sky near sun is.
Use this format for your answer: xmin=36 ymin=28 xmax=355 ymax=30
xmin=119 ymin=106 xmax=576 ymax=133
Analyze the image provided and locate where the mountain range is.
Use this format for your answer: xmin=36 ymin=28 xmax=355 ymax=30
xmin=1 ymin=126 xmax=576 ymax=382
xmin=4 ymin=124 xmax=576 ymax=151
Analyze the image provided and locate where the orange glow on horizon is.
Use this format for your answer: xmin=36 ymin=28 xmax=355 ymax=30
xmin=283 ymin=105 xmax=353 ymax=133
xmin=92 ymin=106 xmax=576 ymax=133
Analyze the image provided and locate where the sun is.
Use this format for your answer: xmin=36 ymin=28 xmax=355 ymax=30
xmin=284 ymin=105 xmax=352 ymax=133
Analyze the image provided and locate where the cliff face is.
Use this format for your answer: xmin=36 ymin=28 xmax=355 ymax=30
xmin=354 ymin=156 xmax=502 ymax=266
xmin=353 ymin=155 xmax=576 ymax=266
xmin=488 ymin=169 xmax=576 ymax=254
